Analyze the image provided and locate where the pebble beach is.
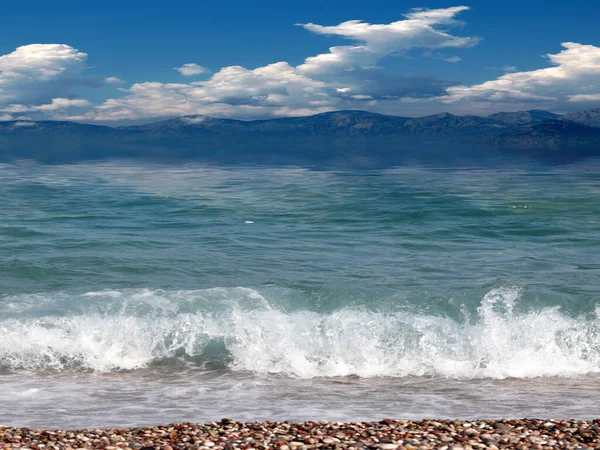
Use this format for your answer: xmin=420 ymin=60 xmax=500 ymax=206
xmin=1 ymin=419 xmax=600 ymax=450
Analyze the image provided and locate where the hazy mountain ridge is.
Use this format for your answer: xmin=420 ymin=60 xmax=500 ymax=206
xmin=487 ymin=110 xmax=560 ymax=125
xmin=561 ymin=108 xmax=600 ymax=128
xmin=481 ymin=119 xmax=600 ymax=160
xmin=1 ymin=108 xmax=600 ymax=165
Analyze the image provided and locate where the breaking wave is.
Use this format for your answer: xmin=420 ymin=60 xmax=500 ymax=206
xmin=1 ymin=286 xmax=600 ymax=378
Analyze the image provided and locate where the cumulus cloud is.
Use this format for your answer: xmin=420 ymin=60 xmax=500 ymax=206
xmin=0 ymin=44 xmax=88 ymax=105
xmin=13 ymin=7 xmax=600 ymax=122
xmin=437 ymin=42 xmax=600 ymax=110
xmin=86 ymin=62 xmax=331 ymax=121
xmin=72 ymin=6 xmax=476 ymax=121
xmin=297 ymin=6 xmax=478 ymax=76
xmin=300 ymin=6 xmax=477 ymax=52
xmin=0 ymin=44 xmax=86 ymax=78
xmin=0 ymin=44 xmax=124 ymax=121
xmin=174 ymin=63 xmax=207 ymax=76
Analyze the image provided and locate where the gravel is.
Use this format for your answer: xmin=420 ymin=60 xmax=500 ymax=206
xmin=1 ymin=419 xmax=600 ymax=449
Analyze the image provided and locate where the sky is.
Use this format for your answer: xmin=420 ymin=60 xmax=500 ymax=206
xmin=1 ymin=0 xmax=600 ymax=124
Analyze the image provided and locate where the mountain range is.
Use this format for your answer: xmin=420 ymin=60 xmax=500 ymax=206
xmin=1 ymin=108 xmax=600 ymax=166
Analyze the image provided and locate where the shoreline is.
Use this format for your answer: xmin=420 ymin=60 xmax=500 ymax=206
xmin=1 ymin=419 xmax=599 ymax=449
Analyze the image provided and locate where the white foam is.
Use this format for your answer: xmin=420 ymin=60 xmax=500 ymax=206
xmin=82 ymin=290 xmax=123 ymax=298
xmin=1 ymin=286 xmax=600 ymax=378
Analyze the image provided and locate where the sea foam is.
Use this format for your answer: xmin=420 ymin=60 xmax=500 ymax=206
xmin=1 ymin=286 xmax=599 ymax=378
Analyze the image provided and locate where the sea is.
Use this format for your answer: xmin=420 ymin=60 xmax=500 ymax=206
xmin=1 ymin=160 xmax=600 ymax=428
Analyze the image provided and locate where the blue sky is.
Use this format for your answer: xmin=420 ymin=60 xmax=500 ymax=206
xmin=1 ymin=0 xmax=600 ymax=123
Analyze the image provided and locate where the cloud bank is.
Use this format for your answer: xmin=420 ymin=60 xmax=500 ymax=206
xmin=63 ymin=6 xmax=479 ymax=121
xmin=0 ymin=43 xmax=120 ymax=119
xmin=1 ymin=6 xmax=600 ymax=123
xmin=439 ymin=42 xmax=600 ymax=110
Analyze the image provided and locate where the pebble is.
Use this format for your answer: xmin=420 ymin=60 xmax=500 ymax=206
xmin=1 ymin=419 xmax=600 ymax=449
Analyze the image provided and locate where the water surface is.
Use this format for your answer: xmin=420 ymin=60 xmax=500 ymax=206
xmin=1 ymin=161 xmax=600 ymax=427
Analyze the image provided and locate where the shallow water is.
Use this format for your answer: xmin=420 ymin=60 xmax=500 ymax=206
xmin=1 ymin=161 xmax=600 ymax=427
xmin=3 ymin=371 xmax=600 ymax=429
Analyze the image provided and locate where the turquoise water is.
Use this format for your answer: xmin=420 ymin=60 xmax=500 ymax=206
xmin=1 ymin=161 xmax=600 ymax=427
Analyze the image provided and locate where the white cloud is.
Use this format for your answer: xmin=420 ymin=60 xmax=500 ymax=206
xmin=568 ymin=93 xmax=600 ymax=102
xmin=181 ymin=116 xmax=207 ymax=124
xmin=299 ymin=6 xmax=477 ymax=52
xmin=86 ymin=62 xmax=332 ymax=121
xmin=403 ymin=6 xmax=472 ymax=24
xmin=0 ymin=114 xmax=14 ymax=121
xmin=3 ymin=98 xmax=91 ymax=113
xmin=297 ymin=6 xmax=478 ymax=76
xmin=75 ymin=6 xmax=476 ymax=121
xmin=438 ymin=42 xmax=600 ymax=110
xmin=0 ymin=44 xmax=88 ymax=105
xmin=13 ymin=8 xmax=600 ymax=121
xmin=174 ymin=63 xmax=207 ymax=76
xmin=0 ymin=43 xmax=127 ymax=122
xmin=445 ymin=56 xmax=462 ymax=63
xmin=105 ymin=76 xmax=122 ymax=84
xmin=0 ymin=44 xmax=86 ymax=79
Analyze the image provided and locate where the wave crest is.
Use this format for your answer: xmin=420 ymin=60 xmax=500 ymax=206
xmin=1 ymin=286 xmax=600 ymax=378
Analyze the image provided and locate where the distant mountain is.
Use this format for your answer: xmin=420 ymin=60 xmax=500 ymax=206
xmin=122 ymin=111 xmax=410 ymax=137
xmin=488 ymin=110 xmax=560 ymax=126
xmin=400 ymin=113 xmax=507 ymax=137
xmin=0 ymin=120 xmax=124 ymax=161
xmin=1 ymin=108 xmax=600 ymax=165
xmin=561 ymin=108 xmax=600 ymax=128
xmin=248 ymin=110 xmax=410 ymax=135
xmin=482 ymin=120 xmax=600 ymax=161
xmin=120 ymin=111 xmax=508 ymax=140
xmin=121 ymin=115 xmax=254 ymax=136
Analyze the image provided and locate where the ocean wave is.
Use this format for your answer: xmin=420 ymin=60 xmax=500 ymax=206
xmin=1 ymin=286 xmax=600 ymax=378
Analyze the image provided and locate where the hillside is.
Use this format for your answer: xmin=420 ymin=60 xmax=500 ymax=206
xmin=1 ymin=108 xmax=600 ymax=165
